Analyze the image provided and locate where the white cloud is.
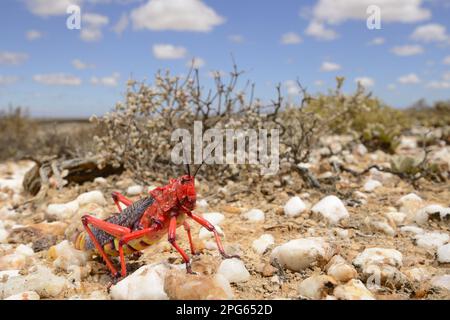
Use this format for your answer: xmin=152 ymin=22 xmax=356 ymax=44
xmin=112 ymin=13 xmax=129 ymax=35
xmin=411 ymin=23 xmax=448 ymax=42
xmin=228 ymin=34 xmax=245 ymax=43
xmin=314 ymin=80 xmax=324 ymax=86
xmin=443 ymin=71 xmax=450 ymax=81
xmin=443 ymin=55 xmax=450 ymax=65
xmin=368 ymin=37 xmax=385 ymax=45
xmin=81 ymin=13 xmax=109 ymax=42
xmin=26 ymin=30 xmax=42 ymax=41
xmin=91 ymin=72 xmax=120 ymax=86
xmin=152 ymin=44 xmax=187 ymax=59
xmin=355 ymin=77 xmax=374 ymax=88
xmin=33 ymin=73 xmax=82 ymax=86
xmin=284 ymin=80 xmax=300 ymax=96
xmin=130 ymin=0 xmax=225 ymax=32
xmin=0 ymin=52 xmax=29 ymax=65
xmin=25 ymin=0 xmax=82 ymax=17
xmin=391 ymin=45 xmax=424 ymax=56
xmin=398 ymin=73 xmax=421 ymax=84
xmin=72 ymin=59 xmax=95 ymax=70
xmin=426 ymin=81 xmax=450 ymax=89
xmin=305 ymin=20 xmax=338 ymax=40
xmin=281 ymin=32 xmax=302 ymax=45
xmin=388 ymin=83 xmax=396 ymax=90
xmin=320 ymin=61 xmax=341 ymax=72
xmin=0 ymin=76 xmax=19 ymax=85
xmin=186 ymin=57 xmax=205 ymax=68
xmin=307 ymin=0 xmax=431 ymax=25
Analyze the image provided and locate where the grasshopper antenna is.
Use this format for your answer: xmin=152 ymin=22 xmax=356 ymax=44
xmin=181 ymin=140 xmax=191 ymax=176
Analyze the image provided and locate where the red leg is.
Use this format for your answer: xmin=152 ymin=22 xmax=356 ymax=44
xmin=111 ymin=191 xmax=133 ymax=213
xmin=183 ymin=221 xmax=196 ymax=255
xmin=117 ymin=227 xmax=160 ymax=277
xmin=81 ymin=215 xmax=131 ymax=277
xmin=189 ymin=213 xmax=239 ymax=259
xmin=168 ymin=216 xmax=193 ymax=273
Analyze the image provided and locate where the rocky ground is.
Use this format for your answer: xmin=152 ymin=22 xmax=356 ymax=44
xmin=0 ymin=131 xmax=449 ymax=300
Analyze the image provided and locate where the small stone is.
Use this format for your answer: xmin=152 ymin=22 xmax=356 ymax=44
xmin=298 ymin=275 xmax=337 ymax=299
xmin=400 ymin=225 xmax=424 ymax=235
xmin=415 ymin=205 xmax=450 ymax=225
xmin=197 ymin=199 xmax=208 ymax=209
xmin=430 ymin=275 xmax=450 ymax=291
xmin=384 ymin=211 xmax=406 ymax=225
xmin=93 ymin=177 xmax=108 ymax=185
xmin=217 ymin=258 xmax=250 ymax=283
xmin=15 ymin=244 xmax=34 ymax=257
xmin=4 ymin=291 xmax=40 ymax=300
xmin=76 ymin=190 xmax=107 ymax=206
xmin=326 ymin=255 xmax=357 ymax=282
xmin=0 ymin=221 xmax=9 ymax=243
xmin=48 ymin=240 xmax=88 ymax=271
xmin=252 ymin=234 xmax=275 ymax=255
xmin=270 ymin=237 xmax=335 ymax=272
xmin=363 ymin=179 xmax=382 ymax=192
xmin=414 ymin=232 xmax=449 ymax=250
xmin=110 ymin=263 xmax=169 ymax=300
xmin=311 ymin=195 xmax=349 ymax=224
xmin=333 ymin=279 xmax=375 ymax=300
xmin=199 ymin=225 xmax=224 ymax=240
xmin=242 ymin=209 xmax=265 ymax=222
xmin=0 ymin=253 xmax=27 ymax=270
xmin=127 ymin=185 xmax=143 ymax=196
xmin=261 ymin=264 xmax=277 ymax=277
xmin=46 ymin=200 xmax=79 ymax=220
xmin=0 ymin=265 xmax=68 ymax=299
xmin=202 ymin=212 xmax=225 ymax=225
xmin=437 ymin=244 xmax=450 ymax=263
xmin=164 ymin=269 xmax=233 ymax=300
xmin=283 ymin=196 xmax=307 ymax=217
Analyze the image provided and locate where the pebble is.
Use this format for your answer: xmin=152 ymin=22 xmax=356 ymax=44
xmin=311 ymin=195 xmax=349 ymax=224
xmin=283 ymin=196 xmax=307 ymax=217
xmin=353 ymin=248 xmax=403 ymax=285
xmin=333 ymin=279 xmax=375 ymax=300
xmin=217 ymin=258 xmax=250 ymax=283
xmin=437 ymin=244 xmax=450 ymax=263
xmin=270 ymin=237 xmax=335 ymax=272
xmin=4 ymin=291 xmax=40 ymax=300
xmin=76 ymin=190 xmax=107 ymax=206
xmin=242 ymin=209 xmax=265 ymax=222
xmin=197 ymin=199 xmax=209 ymax=210
xmin=430 ymin=275 xmax=450 ymax=291
xmin=48 ymin=240 xmax=88 ymax=271
xmin=414 ymin=232 xmax=449 ymax=250
xmin=127 ymin=185 xmax=143 ymax=196
xmin=93 ymin=177 xmax=107 ymax=185
xmin=199 ymin=225 xmax=224 ymax=240
xmin=46 ymin=200 xmax=79 ymax=220
xmin=325 ymin=255 xmax=357 ymax=282
xmin=110 ymin=263 xmax=169 ymax=300
xmin=252 ymin=234 xmax=275 ymax=255
xmin=363 ymin=179 xmax=382 ymax=192
xmin=298 ymin=275 xmax=337 ymax=299
xmin=0 ymin=221 xmax=8 ymax=243
xmin=415 ymin=204 xmax=450 ymax=225
xmin=164 ymin=269 xmax=233 ymax=300
xmin=202 ymin=212 xmax=225 ymax=225
xmin=0 ymin=265 xmax=68 ymax=299
xmin=400 ymin=225 xmax=424 ymax=235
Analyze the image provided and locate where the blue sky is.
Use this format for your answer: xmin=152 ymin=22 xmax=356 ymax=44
xmin=0 ymin=0 xmax=449 ymax=117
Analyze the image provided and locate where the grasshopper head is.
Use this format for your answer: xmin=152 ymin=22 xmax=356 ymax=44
xmin=176 ymin=175 xmax=196 ymax=211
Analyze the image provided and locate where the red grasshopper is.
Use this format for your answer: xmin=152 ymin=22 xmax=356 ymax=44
xmin=74 ymin=164 xmax=237 ymax=279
